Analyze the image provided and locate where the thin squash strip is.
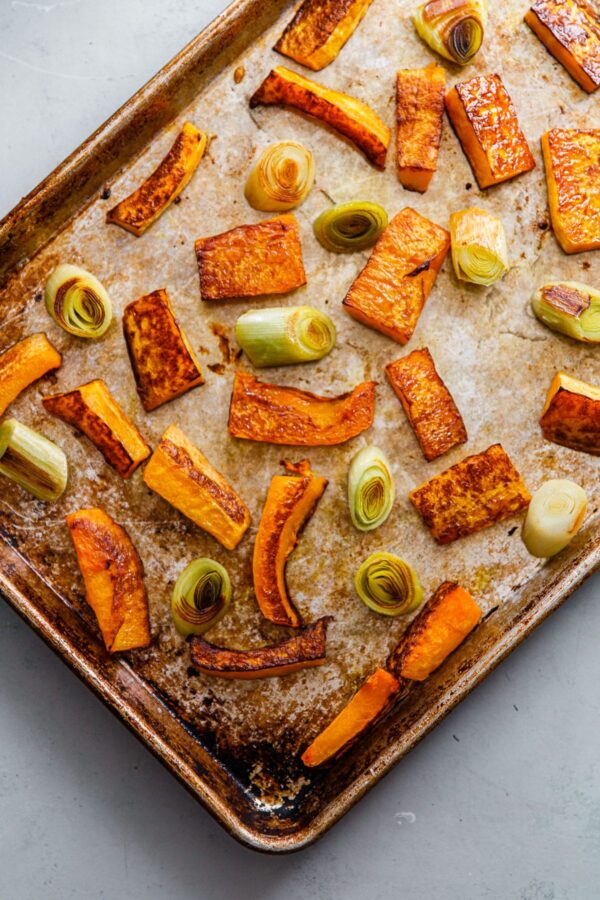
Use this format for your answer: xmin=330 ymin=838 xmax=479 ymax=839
xmin=274 ymin=0 xmax=375 ymax=70
xmin=0 ymin=333 xmax=61 ymax=416
xmin=396 ymin=63 xmax=446 ymax=193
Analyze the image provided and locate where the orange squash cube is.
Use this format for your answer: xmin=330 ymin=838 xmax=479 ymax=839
xmin=396 ymin=63 xmax=446 ymax=193
xmin=525 ymin=0 xmax=600 ymax=94
xmin=542 ymin=128 xmax=600 ymax=254
xmin=343 ymin=208 xmax=450 ymax=345
xmin=385 ymin=347 xmax=467 ymax=461
xmin=274 ymin=0 xmax=375 ymax=71
xmin=410 ymin=443 xmax=531 ymax=544
xmin=0 ymin=333 xmax=61 ymax=416
xmin=445 ymin=74 xmax=535 ymax=189
xmin=540 ymin=371 xmax=600 ymax=454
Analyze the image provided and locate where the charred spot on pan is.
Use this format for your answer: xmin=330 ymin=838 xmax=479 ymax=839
xmin=208 ymin=363 xmax=226 ymax=375
xmin=34 ymin=292 xmax=43 ymax=303
xmin=186 ymin=665 xmax=199 ymax=677
xmin=101 ymin=186 xmax=112 ymax=200
xmin=582 ymin=260 xmax=591 ymax=270
xmin=537 ymin=219 xmax=549 ymax=231
xmin=465 ymin=182 xmax=472 ymax=191
xmin=173 ymin=196 xmax=182 ymax=205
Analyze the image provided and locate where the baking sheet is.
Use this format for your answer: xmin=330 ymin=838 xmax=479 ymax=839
xmin=1 ymin=0 xmax=599 ymax=850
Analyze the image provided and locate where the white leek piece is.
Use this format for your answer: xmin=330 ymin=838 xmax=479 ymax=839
xmin=0 ymin=418 xmax=67 ymax=501
xmin=450 ymin=207 xmax=509 ymax=286
xmin=522 ymin=479 xmax=587 ymax=558
xmin=235 ymin=306 xmax=336 ymax=367
xmin=45 ymin=264 xmax=112 ymax=339
xmin=244 ymin=141 xmax=314 ymax=211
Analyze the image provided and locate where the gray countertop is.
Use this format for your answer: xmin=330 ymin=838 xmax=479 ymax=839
xmin=0 ymin=1 xmax=599 ymax=897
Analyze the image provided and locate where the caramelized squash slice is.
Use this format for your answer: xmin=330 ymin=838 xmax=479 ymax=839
xmin=542 ymin=128 xmax=600 ymax=254
xmin=389 ymin=582 xmax=482 ymax=682
xmin=274 ymin=0 xmax=375 ymax=70
xmin=445 ymin=74 xmax=535 ymax=189
xmin=385 ymin=348 xmax=467 ymax=461
xmin=189 ymin=616 xmax=331 ymax=679
xmin=525 ymin=0 xmax=600 ymax=93
xmin=67 ymin=507 xmax=151 ymax=653
xmin=43 ymin=379 xmax=150 ymax=478
xmin=540 ymin=371 xmax=600 ymax=455
xmin=0 ymin=333 xmax=61 ymax=416
xmin=301 ymin=668 xmax=400 ymax=767
xmin=253 ymin=460 xmax=328 ymax=628
xmin=410 ymin=443 xmax=531 ymax=544
xmin=106 ymin=121 xmax=207 ymax=236
xmin=250 ymin=66 xmax=390 ymax=169
xmin=123 ymin=288 xmax=204 ymax=411
xmin=229 ymin=371 xmax=376 ymax=445
xmin=143 ymin=424 xmax=251 ymax=549
xmin=396 ymin=63 xmax=446 ymax=193
xmin=195 ymin=214 xmax=306 ymax=301
xmin=343 ymin=208 xmax=450 ymax=345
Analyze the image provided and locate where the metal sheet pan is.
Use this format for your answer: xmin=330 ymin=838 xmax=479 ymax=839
xmin=1 ymin=0 xmax=599 ymax=852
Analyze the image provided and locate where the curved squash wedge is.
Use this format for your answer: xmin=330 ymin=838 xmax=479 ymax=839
xmin=189 ymin=616 xmax=331 ymax=679
xmin=301 ymin=668 xmax=400 ymax=767
xmin=274 ymin=0 xmax=375 ymax=71
xmin=67 ymin=507 xmax=151 ymax=653
xmin=0 ymin=333 xmax=61 ymax=416
xmin=228 ymin=371 xmax=376 ymax=446
xmin=389 ymin=582 xmax=482 ymax=681
xmin=106 ymin=121 xmax=207 ymax=236
xmin=43 ymin=379 xmax=150 ymax=478
xmin=253 ymin=460 xmax=328 ymax=627
xmin=250 ymin=66 xmax=390 ymax=169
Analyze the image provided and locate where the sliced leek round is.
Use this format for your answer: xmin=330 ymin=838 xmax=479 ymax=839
xmin=171 ymin=558 xmax=232 ymax=637
xmin=348 ymin=446 xmax=395 ymax=532
xmin=235 ymin=306 xmax=336 ymax=367
xmin=0 ymin=418 xmax=67 ymax=501
xmin=45 ymin=263 xmax=113 ymax=339
xmin=522 ymin=479 xmax=587 ymax=558
xmin=244 ymin=141 xmax=314 ymax=211
xmin=450 ymin=207 xmax=509 ymax=286
xmin=313 ymin=201 xmax=388 ymax=253
xmin=413 ymin=0 xmax=488 ymax=65
xmin=532 ymin=281 xmax=600 ymax=344
xmin=354 ymin=552 xmax=423 ymax=617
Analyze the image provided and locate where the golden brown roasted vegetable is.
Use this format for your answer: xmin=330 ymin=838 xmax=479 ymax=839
xmin=301 ymin=668 xmax=401 ymax=767
xmin=189 ymin=616 xmax=331 ymax=679
xmin=385 ymin=348 xmax=467 ymax=461
xmin=228 ymin=371 xmax=376 ymax=445
xmin=343 ymin=207 xmax=450 ymax=344
xmin=42 ymin=379 xmax=150 ymax=479
xmin=542 ymin=128 xmax=600 ymax=254
xmin=122 ymin=288 xmax=204 ymax=411
xmin=445 ymin=74 xmax=535 ymax=189
xmin=66 ymin=507 xmax=151 ymax=653
xmin=540 ymin=371 xmax=600 ymax=455
xmin=410 ymin=444 xmax=531 ymax=544
xmin=106 ymin=121 xmax=207 ymax=236
xmin=0 ymin=333 xmax=61 ymax=417
xmin=195 ymin=214 xmax=306 ymax=301
xmin=249 ymin=66 xmax=390 ymax=169
xmin=389 ymin=582 xmax=482 ymax=681
xmin=253 ymin=460 xmax=328 ymax=628
xmin=143 ymin=424 xmax=251 ymax=549
xmin=274 ymin=0 xmax=374 ymax=70
xmin=396 ymin=64 xmax=446 ymax=193
xmin=525 ymin=0 xmax=600 ymax=93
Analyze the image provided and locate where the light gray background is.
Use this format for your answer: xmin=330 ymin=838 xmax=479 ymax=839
xmin=0 ymin=1 xmax=599 ymax=897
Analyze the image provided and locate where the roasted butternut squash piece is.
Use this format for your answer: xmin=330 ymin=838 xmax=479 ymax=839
xmin=250 ymin=66 xmax=390 ymax=169
xmin=445 ymin=74 xmax=535 ymax=189
xmin=253 ymin=460 xmax=328 ymax=628
xmin=195 ymin=214 xmax=306 ymax=301
xmin=122 ymin=288 xmax=204 ymax=411
xmin=0 ymin=333 xmax=61 ymax=416
xmin=274 ymin=0 xmax=375 ymax=70
xmin=385 ymin=348 xmax=467 ymax=461
xmin=525 ymin=0 xmax=600 ymax=93
xmin=540 ymin=371 xmax=600 ymax=454
xmin=229 ymin=371 xmax=376 ymax=445
xmin=189 ymin=616 xmax=331 ymax=679
xmin=301 ymin=668 xmax=400 ymax=767
xmin=342 ymin=208 xmax=450 ymax=345
xmin=106 ymin=121 xmax=207 ymax=236
xmin=542 ymin=129 xmax=600 ymax=254
xmin=396 ymin=64 xmax=446 ymax=193
xmin=410 ymin=443 xmax=531 ymax=544
xmin=66 ymin=507 xmax=151 ymax=653
xmin=42 ymin=379 xmax=150 ymax=478
xmin=389 ymin=582 xmax=482 ymax=682
xmin=143 ymin=424 xmax=251 ymax=549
